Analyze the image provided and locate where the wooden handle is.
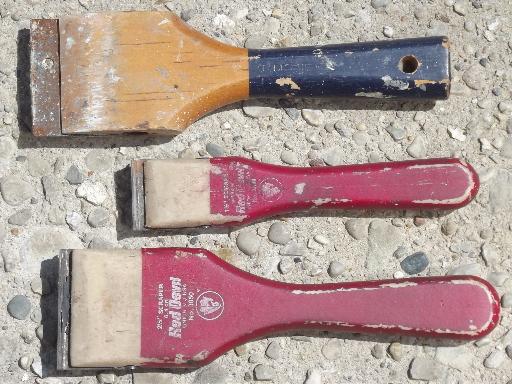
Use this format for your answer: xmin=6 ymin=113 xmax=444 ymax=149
xmin=139 ymin=248 xmax=500 ymax=367
xmin=249 ymin=37 xmax=450 ymax=99
xmin=33 ymin=12 xmax=451 ymax=135
xmin=208 ymin=157 xmax=478 ymax=226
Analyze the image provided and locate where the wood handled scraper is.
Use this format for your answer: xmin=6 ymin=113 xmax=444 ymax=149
xmin=30 ymin=12 xmax=450 ymax=136
xmin=131 ymin=157 xmax=479 ymax=230
xmin=57 ymin=248 xmax=500 ymax=369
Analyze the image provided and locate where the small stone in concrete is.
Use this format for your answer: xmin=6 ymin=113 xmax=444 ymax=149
xmin=462 ymin=65 xmax=485 ymax=90
xmin=85 ymin=150 xmax=112 ymax=173
xmin=371 ymin=344 xmax=385 ymax=359
xmin=236 ymin=230 xmax=261 ymax=255
xmin=19 ymin=355 xmax=32 ymax=370
xmin=502 ymin=292 xmax=512 ymax=308
xmin=254 ymin=364 xmax=275 ymax=381
xmin=385 ymin=123 xmax=405 ymax=141
xmin=268 ymin=222 xmax=291 ymax=245
xmin=7 ymin=295 xmax=31 ymax=320
xmin=278 ymin=258 xmax=294 ymax=274
xmin=206 ymin=143 xmax=225 ymax=157
xmin=383 ymin=26 xmax=394 ymax=37
xmin=234 ymin=344 xmax=248 ymax=356
xmin=97 ymin=372 xmax=116 ymax=384
xmin=409 ymin=357 xmax=445 ymax=380
xmin=321 ymin=339 xmax=343 ymax=360
xmin=407 ymin=135 xmax=427 ymax=158
xmin=393 ymin=246 xmax=408 ymax=259
xmin=313 ymin=234 xmax=330 ymax=245
xmin=65 ymin=211 xmax=82 ymax=231
xmin=245 ymin=35 xmax=267 ymax=49
xmin=345 ymin=219 xmax=368 ymax=240
xmin=265 ymin=340 xmax=281 ymax=360
xmin=506 ymin=345 xmax=512 ymax=359
xmin=279 ymin=241 xmax=306 ymax=256
xmin=474 ymin=336 xmax=492 ymax=347
xmin=36 ymin=324 xmax=44 ymax=340
xmin=87 ymin=207 xmax=110 ymax=228
xmin=483 ymin=349 xmax=506 ymax=369
xmin=322 ymin=148 xmax=344 ymax=166
xmin=242 ymin=101 xmax=275 ymax=118
xmin=400 ymin=252 xmax=429 ymax=275
xmin=367 ymin=220 xmax=403 ymax=270
xmin=453 ymin=1 xmax=467 ymax=15
xmin=304 ymin=369 xmax=321 ymax=384
xmin=76 ymin=181 xmax=108 ymax=205
xmin=388 ymin=342 xmax=403 ymax=361
xmin=0 ymin=176 xmax=32 ymax=206
xmin=328 ymin=261 xmax=344 ymax=278
xmin=486 ymin=271 xmax=508 ymax=287
xmin=41 ymin=176 xmax=60 ymax=204
xmin=441 ymin=220 xmax=458 ymax=236
xmin=2 ymin=251 xmax=16 ymax=272
xmin=302 ymin=109 xmax=324 ymax=127
xmin=435 ymin=346 xmax=472 ymax=370
xmin=371 ymin=0 xmax=390 ymax=8
xmin=8 ymin=208 xmax=32 ymax=225
xmin=65 ymin=165 xmax=84 ymax=185
xmin=27 ymin=155 xmax=51 ymax=177
xmin=281 ymin=150 xmax=299 ymax=165
xmin=448 ymin=263 xmax=481 ymax=276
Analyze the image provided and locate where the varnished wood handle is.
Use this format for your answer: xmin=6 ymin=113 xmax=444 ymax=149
xmin=31 ymin=12 xmax=451 ymax=136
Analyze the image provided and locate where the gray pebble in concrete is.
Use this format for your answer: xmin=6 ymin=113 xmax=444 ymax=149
xmin=265 ymin=340 xmax=281 ymax=360
xmin=321 ymin=339 xmax=343 ymax=360
xmin=193 ymin=363 xmax=229 ymax=384
xmin=328 ymin=261 xmax=344 ymax=278
xmin=206 ymin=143 xmax=225 ymax=157
xmin=8 ymin=208 xmax=32 ymax=226
xmin=400 ymin=252 xmax=429 ymax=275
xmin=0 ymin=176 xmax=32 ymax=206
xmin=87 ymin=207 xmax=110 ymax=228
xmin=268 ymin=222 xmax=291 ymax=245
xmin=371 ymin=344 xmax=385 ymax=359
xmin=345 ymin=219 xmax=368 ymax=240
xmin=483 ymin=349 xmax=506 ymax=369
xmin=502 ymin=292 xmax=512 ymax=308
xmin=65 ymin=165 xmax=84 ymax=185
xmin=254 ymin=364 xmax=275 ymax=381
xmin=409 ymin=357 xmax=445 ymax=380
xmin=236 ymin=230 xmax=261 ymax=256
xmin=7 ymin=295 xmax=31 ymax=320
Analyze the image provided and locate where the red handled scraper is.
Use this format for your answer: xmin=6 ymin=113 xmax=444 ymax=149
xmin=57 ymin=248 xmax=499 ymax=369
xmin=132 ymin=157 xmax=479 ymax=230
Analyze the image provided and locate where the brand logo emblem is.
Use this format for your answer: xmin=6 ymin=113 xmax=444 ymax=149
xmin=259 ymin=178 xmax=283 ymax=202
xmin=196 ymin=291 xmax=224 ymax=320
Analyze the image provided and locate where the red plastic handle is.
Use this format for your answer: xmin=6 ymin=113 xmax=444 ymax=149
xmin=209 ymin=157 xmax=479 ymax=225
xmin=140 ymin=248 xmax=499 ymax=367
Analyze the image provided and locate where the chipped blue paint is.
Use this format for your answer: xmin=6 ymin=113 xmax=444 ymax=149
xmin=248 ymin=36 xmax=450 ymax=100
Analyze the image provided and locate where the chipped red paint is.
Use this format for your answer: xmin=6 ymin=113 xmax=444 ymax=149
xmin=209 ymin=157 xmax=479 ymax=226
xmin=140 ymin=248 xmax=499 ymax=368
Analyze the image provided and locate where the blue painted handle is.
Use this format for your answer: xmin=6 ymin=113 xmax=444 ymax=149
xmin=248 ymin=36 xmax=450 ymax=100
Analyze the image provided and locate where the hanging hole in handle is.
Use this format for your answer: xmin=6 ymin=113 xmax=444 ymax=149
xmin=398 ymin=55 xmax=419 ymax=74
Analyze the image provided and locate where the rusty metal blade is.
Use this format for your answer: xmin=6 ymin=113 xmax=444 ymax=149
xmin=30 ymin=19 xmax=62 ymax=136
xmin=131 ymin=160 xmax=146 ymax=231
